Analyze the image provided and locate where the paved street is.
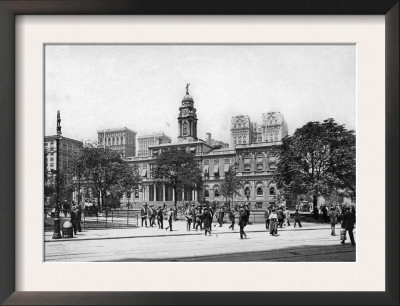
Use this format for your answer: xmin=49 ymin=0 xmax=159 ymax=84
xmin=45 ymin=221 xmax=356 ymax=262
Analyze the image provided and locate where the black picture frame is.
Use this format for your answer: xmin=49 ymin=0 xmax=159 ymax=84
xmin=0 ymin=0 xmax=398 ymax=305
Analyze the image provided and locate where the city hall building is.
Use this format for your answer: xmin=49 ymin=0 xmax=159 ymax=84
xmin=126 ymin=85 xmax=288 ymax=207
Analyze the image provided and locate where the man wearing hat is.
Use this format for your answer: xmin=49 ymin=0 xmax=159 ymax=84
xmin=156 ymin=205 xmax=164 ymax=229
xmin=140 ymin=203 xmax=148 ymax=227
xmin=238 ymin=208 xmax=247 ymax=239
xmin=201 ymin=207 xmax=212 ymax=236
xmin=190 ymin=203 xmax=196 ymax=229
xmin=329 ymin=207 xmax=338 ymax=236
xmin=341 ymin=206 xmax=356 ymax=245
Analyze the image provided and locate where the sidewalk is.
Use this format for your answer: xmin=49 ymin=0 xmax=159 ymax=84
xmin=45 ymin=220 xmax=335 ymax=243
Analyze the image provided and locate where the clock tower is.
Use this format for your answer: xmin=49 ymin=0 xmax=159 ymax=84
xmin=178 ymin=83 xmax=198 ymax=142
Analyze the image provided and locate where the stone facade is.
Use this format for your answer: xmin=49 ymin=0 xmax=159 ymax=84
xmin=44 ymin=136 xmax=83 ymax=173
xmin=137 ymin=132 xmax=172 ymax=157
xmin=231 ymin=112 xmax=288 ymax=148
xmin=124 ymin=85 xmax=286 ymax=207
xmin=97 ymin=127 xmax=136 ymax=158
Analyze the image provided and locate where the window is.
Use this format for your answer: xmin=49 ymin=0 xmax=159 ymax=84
xmin=257 ymin=163 xmax=263 ymax=171
xmin=257 ymin=186 xmax=263 ymax=196
xmin=269 ymin=186 xmax=275 ymax=195
xmin=50 ymin=163 xmax=54 ymax=167
xmin=214 ymin=188 xmax=220 ymax=197
xmin=234 ymin=140 xmax=237 ymax=145
xmin=205 ymin=189 xmax=209 ymax=197
xmin=244 ymin=163 xmax=251 ymax=172
xmin=50 ymin=157 xmax=54 ymax=161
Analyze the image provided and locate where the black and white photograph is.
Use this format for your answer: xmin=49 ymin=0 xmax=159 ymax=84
xmin=44 ymin=44 xmax=356 ymax=262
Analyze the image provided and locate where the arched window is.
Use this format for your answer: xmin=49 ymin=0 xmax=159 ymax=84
xmin=214 ymin=187 xmax=220 ymax=197
xmin=257 ymin=186 xmax=263 ymax=196
xmin=205 ymin=189 xmax=209 ymax=198
xmin=244 ymin=186 xmax=251 ymax=198
xmin=269 ymin=186 xmax=275 ymax=195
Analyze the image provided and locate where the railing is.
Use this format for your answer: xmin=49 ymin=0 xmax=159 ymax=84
xmin=44 ymin=208 xmax=139 ymax=231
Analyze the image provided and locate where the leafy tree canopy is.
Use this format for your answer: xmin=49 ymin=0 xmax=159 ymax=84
xmin=274 ymin=118 xmax=356 ymax=205
xmin=220 ymin=165 xmax=243 ymax=201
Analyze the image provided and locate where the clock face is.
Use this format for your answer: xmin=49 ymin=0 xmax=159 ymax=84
xmin=183 ymin=109 xmax=189 ymax=116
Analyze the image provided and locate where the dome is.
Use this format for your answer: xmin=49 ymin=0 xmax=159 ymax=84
xmin=182 ymin=94 xmax=194 ymax=103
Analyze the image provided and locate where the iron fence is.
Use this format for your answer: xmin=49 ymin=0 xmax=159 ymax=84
xmin=44 ymin=208 xmax=139 ymax=231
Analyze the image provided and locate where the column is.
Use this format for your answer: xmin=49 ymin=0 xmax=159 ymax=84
xmin=192 ymin=189 xmax=195 ymax=201
xmin=163 ymin=185 xmax=166 ymax=201
xmin=153 ymin=184 xmax=156 ymax=202
xmin=182 ymin=190 xmax=185 ymax=202
xmin=172 ymin=188 xmax=175 ymax=202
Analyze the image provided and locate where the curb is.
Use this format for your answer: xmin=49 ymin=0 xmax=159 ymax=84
xmin=45 ymin=225 xmax=333 ymax=243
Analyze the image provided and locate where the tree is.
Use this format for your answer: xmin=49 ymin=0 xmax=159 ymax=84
xmin=274 ymin=118 xmax=356 ymax=208
xmin=152 ymin=147 xmax=203 ymax=206
xmin=74 ymin=145 xmax=136 ymax=209
xmin=220 ymin=165 xmax=243 ymax=204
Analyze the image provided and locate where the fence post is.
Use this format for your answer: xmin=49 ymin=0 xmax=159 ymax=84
xmin=112 ymin=210 xmax=114 ymax=223
xmin=137 ymin=214 xmax=138 ymax=227
xmin=127 ymin=210 xmax=129 ymax=227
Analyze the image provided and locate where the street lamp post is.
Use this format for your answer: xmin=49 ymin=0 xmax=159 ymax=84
xmin=52 ymin=110 xmax=62 ymax=239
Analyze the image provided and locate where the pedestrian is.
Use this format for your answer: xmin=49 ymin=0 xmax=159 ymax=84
xmin=165 ymin=208 xmax=173 ymax=231
xmin=195 ymin=208 xmax=202 ymax=231
xmin=147 ymin=205 xmax=154 ymax=227
xmin=340 ymin=207 xmax=356 ymax=245
xmin=70 ymin=205 xmax=78 ymax=235
xmin=276 ymin=206 xmax=284 ymax=228
xmin=264 ymin=207 xmax=270 ymax=229
xmin=322 ymin=206 xmax=328 ymax=222
xmin=294 ymin=208 xmax=302 ymax=228
xmin=209 ymin=205 xmax=214 ymax=231
xmin=238 ymin=208 xmax=247 ymax=239
xmin=202 ymin=207 xmax=212 ymax=236
xmin=76 ymin=205 xmax=82 ymax=233
xmin=156 ymin=205 xmax=164 ymax=229
xmin=190 ymin=203 xmax=196 ymax=229
xmin=140 ymin=203 xmax=148 ymax=227
xmin=185 ymin=206 xmax=192 ymax=231
xmin=329 ymin=207 xmax=338 ymax=236
xmin=269 ymin=208 xmax=278 ymax=236
xmin=245 ymin=203 xmax=251 ymax=225
xmin=221 ymin=206 xmax=225 ymax=224
xmin=285 ymin=208 xmax=291 ymax=226
xmin=228 ymin=209 xmax=235 ymax=230
xmin=217 ymin=206 xmax=223 ymax=227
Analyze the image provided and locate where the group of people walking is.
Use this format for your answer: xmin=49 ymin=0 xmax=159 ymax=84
xmin=140 ymin=203 xmax=175 ymax=231
xmin=138 ymin=201 xmax=356 ymax=244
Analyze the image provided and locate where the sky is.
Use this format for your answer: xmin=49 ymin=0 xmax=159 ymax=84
xmin=45 ymin=44 xmax=356 ymax=145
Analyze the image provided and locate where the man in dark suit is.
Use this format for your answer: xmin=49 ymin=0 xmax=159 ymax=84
xmin=276 ymin=206 xmax=284 ymax=228
xmin=341 ymin=207 xmax=356 ymax=245
xmin=238 ymin=208 xmax=247 ymax=239
xmin=140 ymin=204 xmax=148 ymax=227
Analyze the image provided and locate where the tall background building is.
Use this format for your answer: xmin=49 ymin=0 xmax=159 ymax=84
xmin=44 ymin=136 xmax=83 ymax=173
xmin=231 ymin=112 xmax=288 ymax=148
xmin=97 ymin=127 xmax=137 ymax=158
xmin=137 ymin=132 xmax=172 ymax=157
